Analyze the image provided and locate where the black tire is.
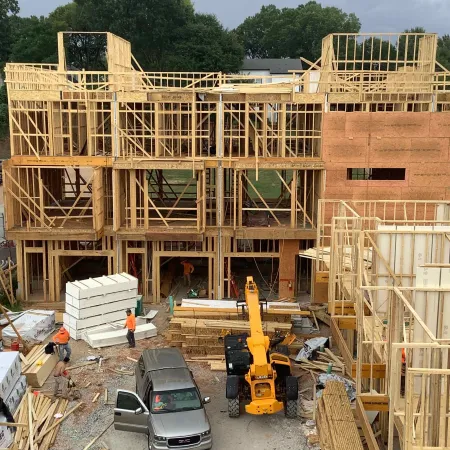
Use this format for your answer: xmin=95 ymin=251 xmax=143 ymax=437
xmin=285 ymin=399 xmax=297 ymax=419
xmin=228 ymin=397 xmax=240 ymax=418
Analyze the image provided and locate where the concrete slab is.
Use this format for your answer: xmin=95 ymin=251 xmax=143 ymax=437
xmin=85 ymin=323 xmax=157 ymax=348
xmin=66 ymin=297 xmax=137 ymax=320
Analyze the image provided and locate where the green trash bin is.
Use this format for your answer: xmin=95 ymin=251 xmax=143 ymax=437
xmin=135 ymin=295 xmax=143 ymax=317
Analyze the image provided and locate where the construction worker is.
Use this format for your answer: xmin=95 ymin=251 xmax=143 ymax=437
xmin=52 ymin=327 xmax=71 ymax=361
xmin=181 ymin=260 xmax=194 ymax=287
xmin=53 ymin=357 xmax=70 ymax=399
xmin=124 ymin=308 xmax=136 ymax=348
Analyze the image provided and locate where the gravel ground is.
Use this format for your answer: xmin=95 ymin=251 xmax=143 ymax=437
xmin=49 ymin=305 xmax=314 ymax=450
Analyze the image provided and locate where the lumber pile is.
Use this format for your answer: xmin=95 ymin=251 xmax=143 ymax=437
xmin=177 ymin=300 xmax=310 ymax=323
xmin=173 ymin=306 xmax=308 ymax=322
xmin=21 ymin=345 xmax=58 ymax=388
xmin=185 ymin=356 xmax=226 ymax=371
xmin=167 ymin=318 xmax=291 ymax=355
xmin=11 ymin=390 xmax=83 ymax=450
xmin=295 ymin=349 xmax=346 ymax=374
xmin=316 ymin=381 xmax=363 ymax=450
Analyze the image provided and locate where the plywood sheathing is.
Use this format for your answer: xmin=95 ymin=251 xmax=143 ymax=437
xmin=323 ymin=112 xmax=450 ymax=201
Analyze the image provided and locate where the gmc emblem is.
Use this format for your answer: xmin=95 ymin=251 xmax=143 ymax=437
xmin=179 ymin=439 xmax=191 ymax=444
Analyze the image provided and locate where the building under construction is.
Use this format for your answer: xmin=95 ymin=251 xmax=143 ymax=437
xmin=3 ymin=31 xmax=450 ymax=307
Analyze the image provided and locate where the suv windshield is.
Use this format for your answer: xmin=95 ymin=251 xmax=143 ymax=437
xmin=151 ymin=388 xmax=202 ymax=414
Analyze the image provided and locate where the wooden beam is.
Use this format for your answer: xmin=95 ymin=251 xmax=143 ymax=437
xmin=358 ymin=394 xmax=389 ymax=412
xmin=356 ymin=397 xmax=380 ymax=450
xmin=11 ymin=156 xmax=113 ymax=167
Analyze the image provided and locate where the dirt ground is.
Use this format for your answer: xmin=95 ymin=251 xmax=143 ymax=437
xmin=48 ymin=305 xmax=316 ymax=450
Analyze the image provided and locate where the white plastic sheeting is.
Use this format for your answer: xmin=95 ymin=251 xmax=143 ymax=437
xmin=2 ymin=310 xmax=55 ymax=346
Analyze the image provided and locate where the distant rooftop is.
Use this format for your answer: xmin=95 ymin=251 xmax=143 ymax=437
xmin=241 ymin=58 xmax=303 ymax=74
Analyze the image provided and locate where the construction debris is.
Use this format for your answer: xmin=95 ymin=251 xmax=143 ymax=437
xmin=7 ymin=389 xmax=82 ymax=450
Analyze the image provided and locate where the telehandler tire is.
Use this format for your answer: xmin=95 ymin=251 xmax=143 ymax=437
xmin=228 ymin=397 xmax=240 ymax=418
xmin=285 ymin=399 xmax=297 ymax=419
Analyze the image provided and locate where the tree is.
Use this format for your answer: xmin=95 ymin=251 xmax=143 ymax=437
xmin=74 ymin=0 xmax=195 ymax=70
xmin=170 ymin=14 xmax=244 ymax=72
xmin=0 ymin=84 xmax=8 ymax=140
xmin=234 ymin=5 xmax=280 ymax=58
xmin=0 ymin=0 xmax=19 ymax=68
xmin=437 ymin=35 xmax=450 ymax=70
xmin=235 ymin=1 xmax=361 ymax=62
xmin=8 ymin=4 xmax=77 ymax=64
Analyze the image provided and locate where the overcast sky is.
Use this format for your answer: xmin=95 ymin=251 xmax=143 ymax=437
xmin=18 ymin=0 xmax=450 ymax=35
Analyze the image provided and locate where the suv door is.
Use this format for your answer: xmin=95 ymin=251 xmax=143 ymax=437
xmin=114 ymin=389 xmax=149 ymax=433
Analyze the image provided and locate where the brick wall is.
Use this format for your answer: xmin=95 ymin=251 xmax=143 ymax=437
xmin=323 ymin=112 xmax=450 ymax=201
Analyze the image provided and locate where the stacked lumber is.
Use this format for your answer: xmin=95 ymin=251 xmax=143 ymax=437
xmin=316 ymin=381 xmax=363 ymax=450
xmin=11 ymin=390 xmax=83 ymax=450
xmin=167 ymin=318 xmax=291 ymax=355
xmin=296 ymin=349 xmax=346 ymax=374
xmin=21 ymin=345 xmax=58 ymax=388
xmin=173 ymin=306 xmax=308 ymax=323
xmin=185 ymin=356 xmax=226 ymax=371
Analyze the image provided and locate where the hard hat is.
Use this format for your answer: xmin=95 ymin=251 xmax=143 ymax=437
xmin=59 ymin=327 xmax=66 ymax=332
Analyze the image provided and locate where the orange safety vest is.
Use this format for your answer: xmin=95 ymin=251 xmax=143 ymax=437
xmin=53 ymin=327 xmax=70 ymax=345
xmin=125 ymin=314 xmax=136 ymax=331
xmin=402 ymin=348 xmax=406 ymax=364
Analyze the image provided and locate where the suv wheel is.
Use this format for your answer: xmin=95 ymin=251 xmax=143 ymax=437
xmin=228 ymin=397 xmax=240 ymax=418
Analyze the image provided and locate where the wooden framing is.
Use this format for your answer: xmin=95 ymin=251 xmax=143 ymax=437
xmin=4 ymin=30 xmax=449 ymax=309
xmin=316 ymin=200 xmax=450 ymax=450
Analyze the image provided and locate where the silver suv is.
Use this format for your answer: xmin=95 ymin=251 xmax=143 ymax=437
xmin=114 ymin=348 xmax=213 ymax=450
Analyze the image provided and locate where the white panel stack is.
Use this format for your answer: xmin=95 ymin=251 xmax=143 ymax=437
xmin=4 ymin=375 xmax=27 ymax=414
xmin=0 ymin=352 xmax=21 ymax=400
xmin=64 ymin=273 xmax=138 ymax=340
